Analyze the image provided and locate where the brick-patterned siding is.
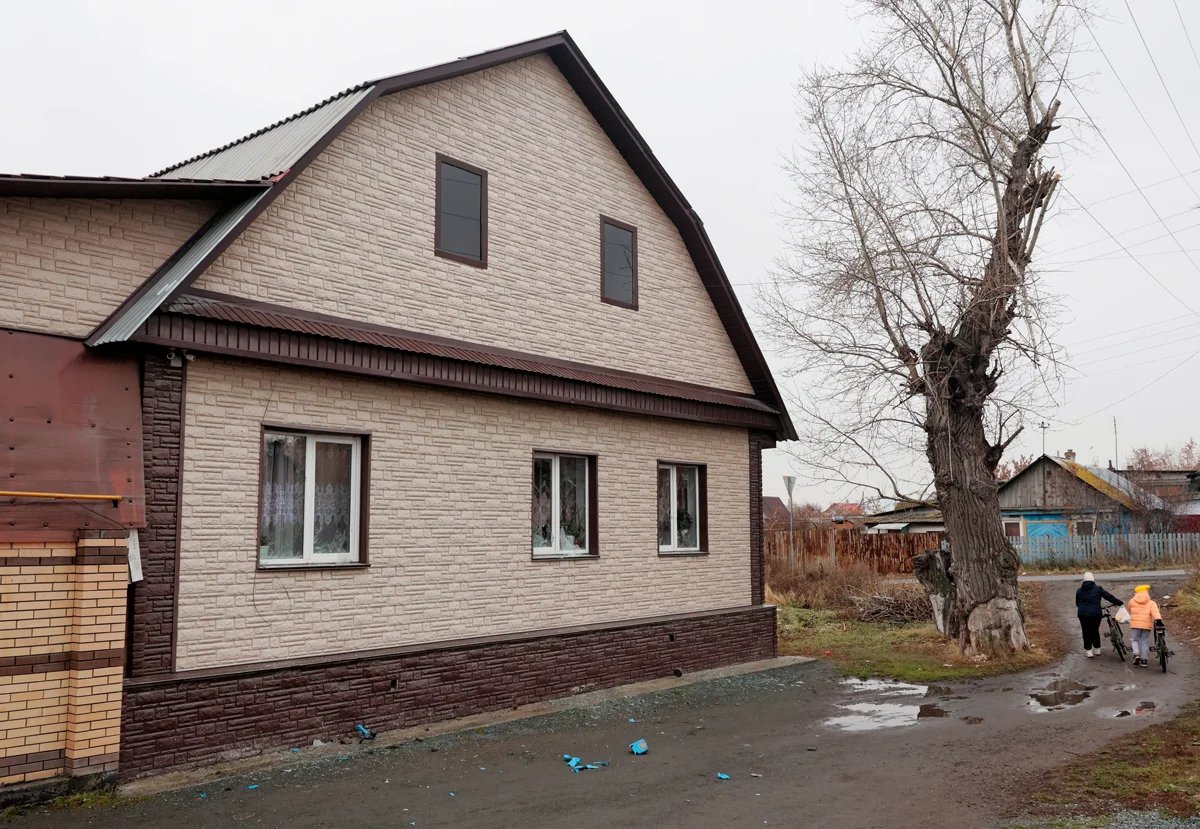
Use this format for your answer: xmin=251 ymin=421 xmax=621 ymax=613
xmin=749 ymin=431 xmax=775 ymax=606
xmin=121 ymin=605 xmax=774 ymax=779
xmin=0 ymin=537 xmax=127 ymax=786
xmin=194 ymin=54 xmax=753 ymax=393
xmin=177 ymin=358 xmax=751 ymax=669
xmin=0 ymin=198 xmax=214 ymax=339
xmin=128 ymin=354 xmax=183 ymax=675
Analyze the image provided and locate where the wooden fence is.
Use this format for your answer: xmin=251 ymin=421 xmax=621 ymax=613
xmin=764 ymin=527 xmax=945 ymax=582
xmin=1012 ymin=532 xmax=1200 ymax=567
xmin=764 ymin=529 xmax=1200 ymax=589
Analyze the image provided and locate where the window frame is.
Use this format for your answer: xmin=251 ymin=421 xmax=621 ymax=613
xmin=531 ymin=451 xmax=599 ymax=560
xmin=599 ymin=215 xmax=638 ymax=310
xmin=1002 ymin=519 xmax=1022 ymax=538
xmin=257 ymin=425 xmax=370 ymax=570
xmin=434 ymin=153 xmax=489 ymax=269
xmin=657 ymin=461 xmax=708 ymax=555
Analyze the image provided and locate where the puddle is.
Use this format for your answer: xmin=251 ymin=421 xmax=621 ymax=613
xmin=1027 ymin=679 xmax=1096 ymax=710
xmin=841 ymin=678 xmax=927 ymax=697
xmin=917 ymin=704 xmax=948 ymax=718
xmin=961 ymin=716 xmax=984 ymax=725
xmin=826 ymin=703 xmax=919 ymax=731
xmin=826 ymin=678 xmax=931 ymax=731
xmin=925 ymin=685 xmax=953 ymax=698
xmin=1136 ymin=701 xmax=1157 ymax=715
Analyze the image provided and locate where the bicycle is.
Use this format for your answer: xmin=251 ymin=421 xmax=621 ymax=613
xmin=1102 ymin=603 xmax=1127 ymax=662
xmin=1151 ymin=619 xmax=1173 ymax=673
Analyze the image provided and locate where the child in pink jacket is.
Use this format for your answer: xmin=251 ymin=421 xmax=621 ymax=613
xmin=1127 ymin=584 xmax=1163 ymax=668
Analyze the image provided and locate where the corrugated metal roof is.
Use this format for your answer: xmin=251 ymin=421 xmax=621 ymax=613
xmin=161 ymin=292 xmax=777 ymax=412
xmin=89 ymin=193 xmax=269 ymax=345
xmin=152 ymin=86 xmax=373 ymax=181
xmin=1055 ymin=458 xmax=1168 ymax=512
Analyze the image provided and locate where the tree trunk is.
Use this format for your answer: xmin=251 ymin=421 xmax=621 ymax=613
xmin=913 ymin=543 xmax=959 ymax=639
xmin=925 ymin=392 xmax=1026 ymax=656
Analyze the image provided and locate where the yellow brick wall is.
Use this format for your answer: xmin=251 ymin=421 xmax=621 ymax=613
xmin=0 ymin=538 xmax=127 ymax=785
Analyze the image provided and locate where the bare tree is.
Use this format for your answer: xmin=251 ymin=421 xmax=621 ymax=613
xmin=762 ymin=0 xmax=1084 ymax=656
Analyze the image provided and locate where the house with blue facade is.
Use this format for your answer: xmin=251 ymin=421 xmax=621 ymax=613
xmin=997 ymin=452 xmax=1168 ymax=538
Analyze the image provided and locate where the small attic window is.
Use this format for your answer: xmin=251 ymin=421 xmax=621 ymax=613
xmin=600 ymin=217 xmax=637 ymax=309
xmin=435 ymin=154 xmax=487 ymax=268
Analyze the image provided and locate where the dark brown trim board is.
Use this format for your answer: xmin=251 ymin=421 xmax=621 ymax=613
xmin=749 ymin=431 xmax=774 ymax=606
xmin=127 ymin=353 xmax=186 ymax=676
xmin=434 ymin=154 xmax=488 ymax=268
xmin=0 ymin=173 xmax=268 ymax=200
xmin=599 ymin=215 xmax=638 ymax=310
xmin=120 ymin=605 xmax=775 ymax=779
xmin=133 ymin=302 xmax=784 ymax=434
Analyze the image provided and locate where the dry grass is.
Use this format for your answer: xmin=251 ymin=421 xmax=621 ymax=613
xmin=775 ymin=580 xmax=1065 ymax=683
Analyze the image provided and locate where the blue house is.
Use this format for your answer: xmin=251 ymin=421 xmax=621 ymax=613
xmin=997 ymin=453 xmax=1167 ymax=538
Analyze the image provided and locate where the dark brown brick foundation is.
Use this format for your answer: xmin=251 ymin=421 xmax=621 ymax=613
xmin=120 ymin=605 xmax=776 ymax=779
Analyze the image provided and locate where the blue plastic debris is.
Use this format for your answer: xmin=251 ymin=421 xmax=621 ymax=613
xmin=449 ymin=792 xmax=456 ymax=798
xmin=628 ymin=718 xmax=639 ymax=723
xmin=247 ymin=784 xmax=260 ymax=790
xmin=630 ymin=738 xmax=649 ymax=755
xmin=290 ymin=747 xmax=301 ymax=753
xmin=356 ymin=724 xmax=376 ymax=740
xmin=717 ymin=773 xmax=730 ymax=781
xmin=198 ymin=792 xmax=208 ymax=799
xmin=563 ymin=754 xmax=609 ymax=773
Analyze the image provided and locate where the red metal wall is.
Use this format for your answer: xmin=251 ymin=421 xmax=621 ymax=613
xmin=0 ymin=329 xmax=145 ymax=537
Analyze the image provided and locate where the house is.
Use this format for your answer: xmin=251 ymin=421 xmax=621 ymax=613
xmin=824 ymin=502 xmax=864 ymax=526
xmin=0 ymin=32 xmax=794 ymax=785
xmin=763 ymin=496 xmax=791 ymax=530
xmin=997 ymin=452 xmax=1168 ymax=537
xmin=862 ymin=503 xmax=945 ymax=534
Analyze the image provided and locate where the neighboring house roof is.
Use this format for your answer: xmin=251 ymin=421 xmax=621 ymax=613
xmin=0 ymin=172 xmax=268 ymax=199
xmin=998 ymin=455 xmax=1167 ymax=512
xmin=825 ymin=502 xmax=864 ymax=516
xmin=763 ymin=496 xmax=789 ymax=525
xmin=79 ymin=31 xmax=795 ymax=440
xmin=862 ymin=504 xmax=943 ymax=525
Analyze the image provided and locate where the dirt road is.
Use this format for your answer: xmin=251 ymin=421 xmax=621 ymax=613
xmin=13 ymin=573 xmax=1195 ymax=829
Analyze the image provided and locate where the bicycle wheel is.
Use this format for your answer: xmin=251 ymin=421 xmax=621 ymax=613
xmin=1158 ymin=632 xmax=1168 ymax=673
xmin=1109 ymin=619 xmax=1127 ymax=661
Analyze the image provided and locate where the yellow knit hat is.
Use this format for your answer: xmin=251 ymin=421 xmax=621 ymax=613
xmin=1135 ymin=584 xmax=1151 ymax=593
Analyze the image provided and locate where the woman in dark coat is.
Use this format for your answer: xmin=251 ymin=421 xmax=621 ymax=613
xmin=1076 ymin=571 xmax=1123 ymax=658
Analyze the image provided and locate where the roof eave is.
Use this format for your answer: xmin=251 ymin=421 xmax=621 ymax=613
xmin=0 ymin=176 xmax=269 ymax=199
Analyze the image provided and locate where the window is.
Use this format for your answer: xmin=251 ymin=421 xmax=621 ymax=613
xmin=1003 ymin=520 xmax=1022 ymax=538
xmin=658 ymin=463 xmax=706 ymax=553
xmin=260 ymin=430 xmax=364 ymax=566
xmin=531 ymin=453 xmax=596 ymax=557
xmin=435 ymin=155 xmax=487 ymax=267
xmin=1075 ymin=520 xmax=1094 ymax=536
xmin=600 ymin=217 xmax=637 ymax=308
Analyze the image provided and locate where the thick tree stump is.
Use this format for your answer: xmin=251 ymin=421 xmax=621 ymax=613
xmin=914 ymin=544 xmax=960 ymax=639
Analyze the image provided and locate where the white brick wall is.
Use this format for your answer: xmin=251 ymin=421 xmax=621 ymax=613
xmin=175 ymin=358 xmax=751 ymax=670
xmin=193 ymin=54 xmax=753 ymax=393
xmin=0 ymin=198 xmax=215 ymax=337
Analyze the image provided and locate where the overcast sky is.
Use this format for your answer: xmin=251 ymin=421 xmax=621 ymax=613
xmin=5 ymin=1 xmax=1200 ymax=506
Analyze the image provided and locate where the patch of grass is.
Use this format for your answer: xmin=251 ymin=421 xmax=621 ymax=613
xmin=1022 ymin=573 xmax=1200 ymax=820
xmin=777 ymin=582 xmax=1064 ymax=683
xmin=46 ymin=788 xmax=129 ymax=811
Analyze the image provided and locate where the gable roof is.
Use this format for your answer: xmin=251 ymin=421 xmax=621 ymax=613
xmin=998 ymin=455 xmax=1166 ymax=512
xmin=84 ymin=31 xmax=794 ymax=440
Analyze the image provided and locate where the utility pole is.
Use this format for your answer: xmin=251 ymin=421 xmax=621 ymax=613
xmin=1113 ymin=417 xmax=1120 ymax=470
xmin=783 ymin=476 xmax=797 ymax=568
xmin=1038 ymin=421 xmax=1049 ymax=456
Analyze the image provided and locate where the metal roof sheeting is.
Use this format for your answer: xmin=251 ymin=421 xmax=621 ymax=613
xmin=89 ymin=192 xmax=269 ymax=345
xmin=153 ymin=87 xmax=373 ymax=181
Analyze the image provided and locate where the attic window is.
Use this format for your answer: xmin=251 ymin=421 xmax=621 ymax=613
xmin=600 ymin=217 xmax=637 ymax=308
xmin=435 ymin=155 xmax=487 ymax=267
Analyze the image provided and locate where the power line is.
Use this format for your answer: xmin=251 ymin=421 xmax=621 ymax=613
xmin=1071 ymin=318 xmax=1199 ymax=357
xmin=1041 ymin=206 xmax=1200 ymax=265
xmin=1075 ymin=329 xmax=1200 ymax=367
xmin=1063 ymin=312 xmax=1195 ymax=348
xmin=1082 ymin=13 xmax=1200 ymax=201
xmin=1075 ymin=346 xmax=1200 ymax=418
xmin=1059 ymin=184 xmax=1200 ymax=317
xmin=1175 ymin=0 xmax=1200 ymax=80
xmin=1124 ymin=0 xmax=1200 ymax=163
